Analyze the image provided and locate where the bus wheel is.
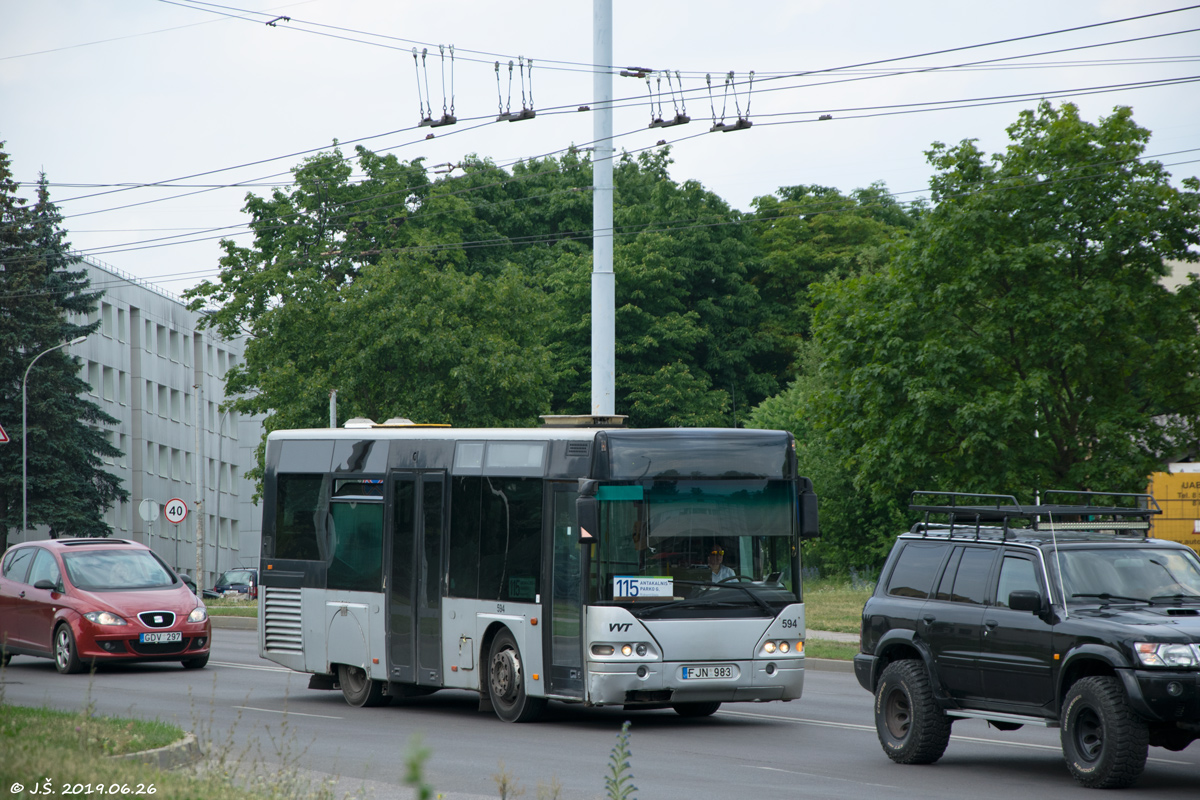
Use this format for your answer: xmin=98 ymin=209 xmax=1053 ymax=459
xmin=672 ymin=702 xmax=721 ymax=717
xmin=338 ymin=664 xmax=391 ymax=708
xmin=488 ymin=630 xmax=546 ymax=723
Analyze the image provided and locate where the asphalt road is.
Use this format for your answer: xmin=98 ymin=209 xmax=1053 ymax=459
xmin=2 ymin=627 xmax=1198 ymax=800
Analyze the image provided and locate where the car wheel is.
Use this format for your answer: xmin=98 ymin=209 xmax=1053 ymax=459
xmin=874 ymin=659 xmax=951 ymax=764
xmin=338 ymin=663 xmax=391 ymax=707
xmin=488 ymin=629 xmax=546 ymax=723
xmin=181 ymin=654 xmax=209 ymax=669
xmin=672 ymin=701 xmax=722 ymax=717
xmin=1061 ymin=676 xmax=1148 ymax=788
xmin=54 ymin=625 xmax=84 ymax=675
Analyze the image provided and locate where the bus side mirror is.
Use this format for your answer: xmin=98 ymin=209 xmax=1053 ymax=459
xmin=799 ymin=484 xmax=820 ymax=540
xmin=577 ymin=496 xmax=598 ymax=543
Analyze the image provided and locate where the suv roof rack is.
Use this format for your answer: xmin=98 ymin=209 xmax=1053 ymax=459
xmin=908 ymin=490 xmax=1161 ymax=541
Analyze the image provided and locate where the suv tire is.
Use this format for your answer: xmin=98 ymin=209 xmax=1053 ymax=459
xmin=874 ymin=659 xmax=951 ymax=764
xmin=1061 ymin=676 xmax=1148 ymax=789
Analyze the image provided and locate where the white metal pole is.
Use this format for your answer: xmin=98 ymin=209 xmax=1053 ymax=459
xmin=22 ymin=336 xmax=87 ymax=538
xmin=592 ymin=0 xmax=615 ymax=416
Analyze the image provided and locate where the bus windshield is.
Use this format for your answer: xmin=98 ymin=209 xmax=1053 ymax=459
xmin=590 ymin=478 xmax=798 ymax=616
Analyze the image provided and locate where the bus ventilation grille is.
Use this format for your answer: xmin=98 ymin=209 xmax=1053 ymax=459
xmin=263 ymin=586 xmax=304 ymax=652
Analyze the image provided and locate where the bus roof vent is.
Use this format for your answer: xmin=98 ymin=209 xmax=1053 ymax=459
xmin=343 ymin=417 xmax=376 ymax=429
xmin=381 ymin=417 xmax=415 ymax=426
xmin=540 ymin=414 xmax=628 ymax=428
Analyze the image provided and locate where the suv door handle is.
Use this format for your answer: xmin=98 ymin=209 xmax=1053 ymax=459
xmin=922 ymin=614 xmax=936 ymax=624
xmin=984 ymin=619 xmax=998 ymax=629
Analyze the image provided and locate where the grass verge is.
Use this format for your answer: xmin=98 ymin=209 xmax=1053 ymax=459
xmin=804 ymin=578 xmax=873 ymax=633
xmin=805 ymin=639 xmax=859 ymax=661
xmin=205 ymin=597 xmax=257 ymax=617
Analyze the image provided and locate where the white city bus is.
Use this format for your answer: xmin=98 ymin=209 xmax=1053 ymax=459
xmin=257 ymin=416 xmax=820 ymax=721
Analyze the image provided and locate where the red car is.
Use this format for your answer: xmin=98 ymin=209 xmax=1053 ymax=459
xmin=0 ymin=538 xmax=210 ymax=673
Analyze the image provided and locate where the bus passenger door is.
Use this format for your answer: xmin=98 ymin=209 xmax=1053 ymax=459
xmin=544 ymin=484 xmax=584 ymax=699
xmin=387 ymin=471 xmax=445 ymax=687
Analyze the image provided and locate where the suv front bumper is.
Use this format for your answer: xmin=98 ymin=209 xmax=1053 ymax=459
xmin=1123 ymin=668 xmax=1200 ymax=723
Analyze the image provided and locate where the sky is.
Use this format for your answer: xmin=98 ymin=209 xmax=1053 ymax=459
xmin=2 ymin=0 xmax=1199 ymax=298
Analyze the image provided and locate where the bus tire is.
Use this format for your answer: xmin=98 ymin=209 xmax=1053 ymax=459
xmin=488 ymin=629 xmax=546 ymax=723
xmin=672 ymin=701 xmax=721 ymax=717
xmin=338 ymin=664 xmax=391 ymax=708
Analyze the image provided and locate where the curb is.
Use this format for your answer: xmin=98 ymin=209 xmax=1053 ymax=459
xmin=210 ymin=615 xmax=256 ymax=630
xmin=805 ymin=657 xmax=854 ymax=673
xmin=112 ymin=731 xmax=204 ymax=770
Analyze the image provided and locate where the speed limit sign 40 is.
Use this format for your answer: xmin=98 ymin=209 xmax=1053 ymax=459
xmin=164 ymin=498 xmax=188 ymax=524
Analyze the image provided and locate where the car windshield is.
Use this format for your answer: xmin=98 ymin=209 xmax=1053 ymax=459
xmin=590 ymin=478 xmax=798 ymax=617
xmin=62 ymin=550 xmax=177 ymax=591
xmin=217 ymin=570 xmax=255 ymax=585
xmin=1056 ymin=547 xmax=1200 ymax=603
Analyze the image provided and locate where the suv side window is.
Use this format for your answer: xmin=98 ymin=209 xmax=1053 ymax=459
xmin=938 ymin=546 xmax=994 ymax=605
xmin=885 ymin=542 xmax=947 ymax=599
xmin=995 ymin=554 xmax=1040 ymax=607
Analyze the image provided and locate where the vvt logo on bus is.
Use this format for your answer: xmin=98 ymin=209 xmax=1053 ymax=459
xmin=609 ymin=623 xmax=632 ymax=632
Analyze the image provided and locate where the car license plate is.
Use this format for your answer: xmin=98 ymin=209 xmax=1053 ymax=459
xmin=140 ymin=631 xmax=182 ymax=644
xmin=681 ymin=665 xmax=734 ymax=680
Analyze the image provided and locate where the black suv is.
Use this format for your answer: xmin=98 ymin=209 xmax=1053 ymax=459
xmin=854 ymin=491 xmax=1200 ymax=789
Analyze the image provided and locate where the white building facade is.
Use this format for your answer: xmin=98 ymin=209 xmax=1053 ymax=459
xmin=26 ymin=258 xmax=263 ymax=588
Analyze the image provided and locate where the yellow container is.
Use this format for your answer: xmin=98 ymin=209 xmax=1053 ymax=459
xmin=1147 ymin=470 xmax=1200 ymax=556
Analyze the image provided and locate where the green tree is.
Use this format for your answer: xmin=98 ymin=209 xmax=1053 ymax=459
xmin=750 ymin=182 xmax=915 ymax=372
xmin=0 ymin=146 xmax=126 ymax=549
xmin=812 ymin=102 xmax=1200 ymax=525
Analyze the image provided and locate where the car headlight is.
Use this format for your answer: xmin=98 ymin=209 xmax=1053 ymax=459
xmin=83 ymin=611 xmax=127 ymax=626
xmin=188 ymin=607 xmax=208 ymax=623
xmin=1134 ymin=642 xmax=1200 ymax=668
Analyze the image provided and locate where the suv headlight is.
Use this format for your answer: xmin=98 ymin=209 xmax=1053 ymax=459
xmin=1134 ymin=642 xmax=1200 ymax=668
xmin=188 ymin=606 xmax=209 ymax=623
xmin=83 ymin=611 xmax=127 ymax=626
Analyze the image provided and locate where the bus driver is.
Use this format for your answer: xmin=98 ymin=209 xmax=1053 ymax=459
xmin=708 ymin=548 xmax=735 ymax=582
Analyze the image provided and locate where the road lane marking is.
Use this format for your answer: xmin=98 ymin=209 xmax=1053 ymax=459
xmin=747 ymin=765 xmax=901 ymax=789
xmin=210 ymin=660 xmax=293 ymax=673
xmin=719 ymin=710 xmax=1190 ymax=765
xmin=234 ymin=705 xmax=343 ymax=719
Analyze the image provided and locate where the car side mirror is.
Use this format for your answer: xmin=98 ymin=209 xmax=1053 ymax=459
xmin=1008 ymin=590 xmax=1044 ymax=613
xmin=33 ymin=579 xmax=60 ymax=592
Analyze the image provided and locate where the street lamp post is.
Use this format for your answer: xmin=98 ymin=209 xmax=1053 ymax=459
xmin=23 ymin=335 xmax=88 ymax=536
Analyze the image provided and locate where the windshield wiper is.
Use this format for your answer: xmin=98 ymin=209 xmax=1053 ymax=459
xmin=1071 ymin=592 xmax=1150 ymax=605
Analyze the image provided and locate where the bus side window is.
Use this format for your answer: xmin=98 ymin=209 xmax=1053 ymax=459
xmin=274 ymin=474 xmax=326 ymax=561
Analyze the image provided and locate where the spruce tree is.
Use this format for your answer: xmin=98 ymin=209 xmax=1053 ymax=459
xmin=0 ymin=142 xmax=126 ymax=550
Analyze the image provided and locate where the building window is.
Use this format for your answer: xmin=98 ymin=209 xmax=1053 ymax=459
xmin=185 ymin=452 xmax=194 ymax=485
xmin=145 ymin=320 xmax=153 ymax=352
xmin=158 ymin=386 xmax=168 ymax=418
xmin=118 ymin=434 xmax=127 ymax=469
xmin=159 ymin=445 xmax=169 ymax=478
xmin=170 ymin=390 xmax=181 ymax=421
xmin=87 ymin=362 xmax=100 ymax=396
xmin=156 ymin=325 xmax=167 ymax=356
xmin=145 ymin=380 xmax=154 ymax=413
xmin=101 ymin=303 xmax=114 ymax=337
xmin=117 ymin=308 xmax=126 ymax=342
xmin=184 ymin=392 xmax=192 ymax=423
xmin=170 ymin=330 xmax=181 ymax=363
xmin=118 ymin=371 xmax=127 ymax=406
xmin=171 ymin=449 xmax=182 ymax=481
xmin=146 ymin=441 xmax=155 ymax=475
xmin=102 ymin=367 xmax=115 ymax=401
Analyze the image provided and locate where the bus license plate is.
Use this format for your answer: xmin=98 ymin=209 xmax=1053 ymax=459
xmin=140 ymin=631 xmax=182 ymax=644
xmin=681 ymin=665 xmax=733 ymax=680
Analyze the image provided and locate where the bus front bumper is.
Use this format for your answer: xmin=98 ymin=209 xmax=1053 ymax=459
xmin=586 ymin=657 xmax=805 ymax=706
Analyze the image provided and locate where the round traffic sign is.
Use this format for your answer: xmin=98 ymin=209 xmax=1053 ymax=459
xmin=164 ymin=498 xmax=188 ymax=524
xmin=138 ymin=498 xmax=160 ymax=522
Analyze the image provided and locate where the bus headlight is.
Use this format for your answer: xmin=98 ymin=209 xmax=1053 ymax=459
xmin=621 ymin=644 xmax=633 ymax=657
xmin=764 ymin=641 xmax=777 ymax=654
